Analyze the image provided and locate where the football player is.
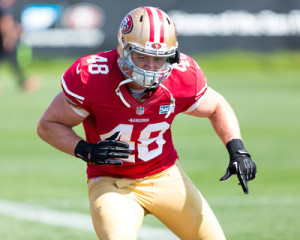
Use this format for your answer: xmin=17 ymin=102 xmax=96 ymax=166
xmin=0 ymin=0 xmax=25 ymax=89
xmin=0 ymin=0 xmax=40 ymax=92
xmin=37 ymin=6 xmax=257 ymax=240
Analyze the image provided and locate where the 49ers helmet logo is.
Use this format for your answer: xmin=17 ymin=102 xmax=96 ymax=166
xmin=120 ymin=15 xmax=133 ymax=34
xmin=151 ymin=43 xmax=162 ymax=49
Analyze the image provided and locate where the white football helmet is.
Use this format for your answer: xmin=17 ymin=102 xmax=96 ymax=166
xmin=117 ymin=6 xmax=179 ymax=88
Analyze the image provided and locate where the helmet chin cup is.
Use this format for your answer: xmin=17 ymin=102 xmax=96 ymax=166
xmin=132 ymin=71 xmax=159 ymax=88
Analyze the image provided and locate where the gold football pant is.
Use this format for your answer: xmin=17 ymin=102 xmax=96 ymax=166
xmin=88 ymin=161 xmax=226 ymax=240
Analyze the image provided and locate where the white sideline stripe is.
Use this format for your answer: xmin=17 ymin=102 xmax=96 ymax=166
xmin=208 ymin=195 xmax=300 ymax=206
xmin=2 ymin=197 xmax=298 ymax=239
xmin=0 ymin=199 xmax=178 ymax=240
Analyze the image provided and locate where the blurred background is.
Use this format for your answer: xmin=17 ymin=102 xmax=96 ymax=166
xmin=7 ymin=0 xmax=300 ymax=59
xmin=0 ymin=0 xmax=299 ymax=240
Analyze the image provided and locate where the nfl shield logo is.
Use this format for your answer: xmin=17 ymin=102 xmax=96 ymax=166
xmin=136 ymin=107 xmax=144 ymax=115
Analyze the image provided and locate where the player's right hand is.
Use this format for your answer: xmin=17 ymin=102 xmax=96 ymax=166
xmin=74 ymin=132 xmax=131 ymax=165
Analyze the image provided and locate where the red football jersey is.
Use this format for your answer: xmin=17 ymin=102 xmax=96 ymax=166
xmin=61 ymin=49 xmax=207 ymax=179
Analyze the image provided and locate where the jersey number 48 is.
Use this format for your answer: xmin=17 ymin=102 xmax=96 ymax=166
xmin=100 ymin=122 xmax=170 ymax=163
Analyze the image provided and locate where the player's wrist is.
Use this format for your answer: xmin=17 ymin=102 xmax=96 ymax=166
xmin=74 ymin=140 xmax=93 ymax=161
xmin=226 ymin=139 xmax=249 ymax=158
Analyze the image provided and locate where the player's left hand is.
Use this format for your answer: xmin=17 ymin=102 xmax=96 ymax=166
xmin=220 ymin=150 xmax=257 ymax=194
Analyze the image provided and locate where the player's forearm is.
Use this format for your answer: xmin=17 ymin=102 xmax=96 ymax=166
xmin=37 ymin=120 xmax=81 ymax=156
xmin=208 ymin=99 xmax=242 ymax=146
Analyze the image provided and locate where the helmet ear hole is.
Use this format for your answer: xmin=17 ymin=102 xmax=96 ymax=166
xmin=168 ymin=49 xmax=180 ymax=64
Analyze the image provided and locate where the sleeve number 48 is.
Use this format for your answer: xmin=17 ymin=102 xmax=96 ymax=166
xmin=87 ymin=55 xmax=109 ymax=74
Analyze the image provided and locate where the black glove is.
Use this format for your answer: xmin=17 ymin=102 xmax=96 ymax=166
xmin=220 ymin=139 xmax=257 ymax=194
xmin=74 ymin=132 xmax=131 ymax=166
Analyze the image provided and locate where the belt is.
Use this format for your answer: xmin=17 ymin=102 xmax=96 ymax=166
xmin=115 ymin=160 xmax=178 ymax=188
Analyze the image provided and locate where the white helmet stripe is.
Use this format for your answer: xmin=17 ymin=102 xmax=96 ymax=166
xmin=145 ymin=7 xmax=164 ymax=43
xmin=151 ymin=7 xmax=162 ymax=43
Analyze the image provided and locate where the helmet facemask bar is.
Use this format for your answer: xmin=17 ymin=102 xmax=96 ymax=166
xmin=118 ymin=43 xmax=175 ymax=88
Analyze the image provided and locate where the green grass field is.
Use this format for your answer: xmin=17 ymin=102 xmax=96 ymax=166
xmin=0 ymin=50 xmax=299 ymax=240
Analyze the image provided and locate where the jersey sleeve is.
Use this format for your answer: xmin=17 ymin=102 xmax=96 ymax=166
xmin=183 ymin=58 xmax=207 ymax=113
xmin=61 ymin=59 xmax=90 ymax=117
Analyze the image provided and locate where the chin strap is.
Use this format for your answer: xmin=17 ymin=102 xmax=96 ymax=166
xmin=115 ymin=80 xmax=175 ymax=119
xmin=115 ymin=79 xmax=133 ymax=108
